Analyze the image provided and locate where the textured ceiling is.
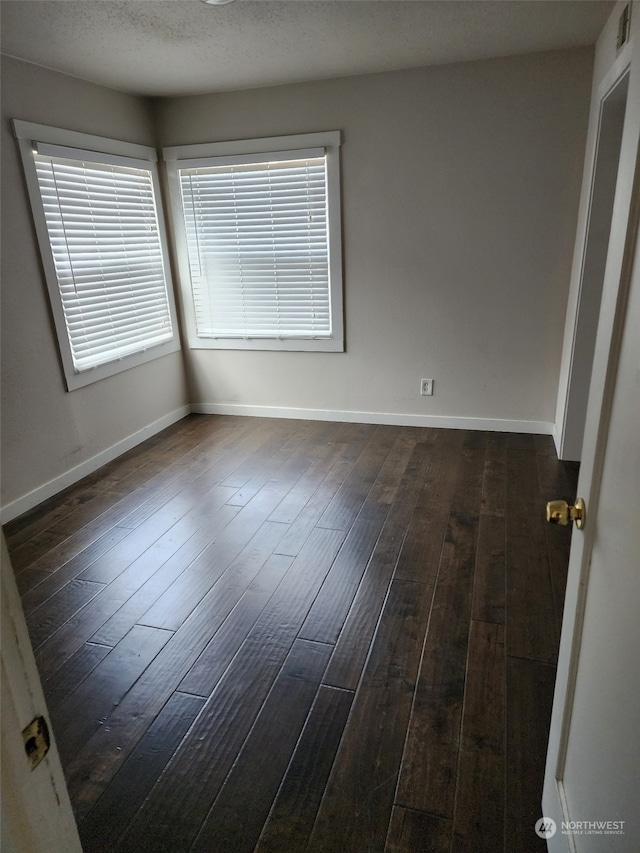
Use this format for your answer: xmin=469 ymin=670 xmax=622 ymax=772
xmin=1 ymin=0 xmax=614 ymax=97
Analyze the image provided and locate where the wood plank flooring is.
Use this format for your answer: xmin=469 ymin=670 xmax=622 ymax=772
xmin=4 ymin=415 xmax=579 ymax=853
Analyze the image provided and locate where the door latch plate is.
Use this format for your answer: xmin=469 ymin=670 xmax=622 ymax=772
xmin=22 ymin=715 xmax=51 ymax=770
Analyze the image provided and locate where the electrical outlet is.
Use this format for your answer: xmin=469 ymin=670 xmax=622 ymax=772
xmin=420 ymin=378 xmax=434 ymax=396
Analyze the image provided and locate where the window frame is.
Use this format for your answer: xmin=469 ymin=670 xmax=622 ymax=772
xmin=14 ymin=120 xmax=181 ymax=391
xmin=163 ymin=131 xmax=344 ymax=352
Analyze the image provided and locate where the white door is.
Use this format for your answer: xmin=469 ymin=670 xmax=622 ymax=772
xmin=0 ymin=535 xmax=82 ymax=853
xmin=542 ymin=14 xmax=640 ymax=852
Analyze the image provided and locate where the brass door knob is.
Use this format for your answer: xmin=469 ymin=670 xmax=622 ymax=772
xmin=546 ymin=498 xmax=586 ymax=529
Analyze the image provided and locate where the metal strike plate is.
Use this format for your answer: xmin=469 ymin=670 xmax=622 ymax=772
xmin=22 ymin=715 xmax=51 ymax=770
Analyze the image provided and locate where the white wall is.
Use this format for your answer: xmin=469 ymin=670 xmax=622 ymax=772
xmin=0 ymin=57 xmax=189 ymax=517
xmin=155 ymin=49 xmax=593 ymax=431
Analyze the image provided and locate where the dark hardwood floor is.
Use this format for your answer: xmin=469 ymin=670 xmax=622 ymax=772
xmin=4 ymin=415 xmax=579 ymax=853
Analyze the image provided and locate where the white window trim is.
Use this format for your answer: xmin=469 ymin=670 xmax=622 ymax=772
xmin=13 ymin=120 xmax=181 ymax=391
xmin=163 ymin=131 xmax=344 ymax=352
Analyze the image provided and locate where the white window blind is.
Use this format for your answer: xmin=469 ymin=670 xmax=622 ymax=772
xmin=178 ymin=153 xmax=331 ymax=340
xmin=33 ymin=148 xmax=174 ymax=373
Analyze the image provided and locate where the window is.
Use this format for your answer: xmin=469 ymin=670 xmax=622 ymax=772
xmin=164 ymin=132 xmax=343 ymax=351
xmin=14 ymin=121 xmax=180 ymax=390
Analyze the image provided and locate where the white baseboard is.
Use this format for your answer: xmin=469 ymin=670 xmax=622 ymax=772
xmin=552 ymin=422 xmax=562 ymax=458
xmin=192 ymin=402 xmax=554 ymax=436
xmin=1 ymin=405 xmax=191 ymax=524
